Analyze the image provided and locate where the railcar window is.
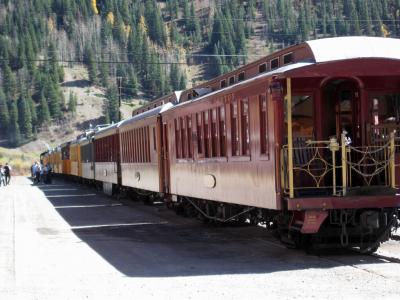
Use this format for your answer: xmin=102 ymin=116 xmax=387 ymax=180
xmin=175 ymin=119 xmax=181 ymax=159
xmin=259 ymin=63 xmax=267 ymax=73
xmin=219 ymin=106 xmax=226 ymax=156
xmin=220 ymin=80 xmax=227 ymax=88
xmin=129 ymin=130 xmax=133 ymax=162
xmin=241 ymin=98 xmax=250 ymax=156
xmin=211 ymin=108 xmax=218 ymax=157
xmin=153 ymin=127 xmax=156 ymax=151
xmin=196 ymin=113 xmax=203 ymax=155
xmin=229 ymin=76 xmax=235 ymax=85
xmin=283 ymin=53 xmax=293 ymax=65
xmin=186 ymin=116 xmax=193 ymax=158
xmin=238 ymin=72 xmax=245 ymax=82
xmin=137 ymin=129 xmax=141 ymax=162
xmin=147 ymin=126 xmax=151 ymax=162
xmin=370 ymin=94 xmax=400 ymax=125
xmin=134 ymin=129 xmax=138 ymax=162
xmin=145 ymin=127 xmax=149 ymax=162
xmin=231 ymin=101 xmax=240 ymax=156
xmin=260 ymin=94 xmax=269 ymax=157
xmin=270 ymin=58 xmax=279 ymax=70
xmin=181 ymin=117 xmax=187 ymax=158
xmin=203 ymin=111 xmax=210 ymax=158
xmin=121 ymin=133 xmax=125 ymax=162
xmin=125 ymin=132 xmax=128 ymax=162
xmin=285 ymin=95 xmax=314 ymax=140
xmin=131 ymin=130 xmax=134 ymax=162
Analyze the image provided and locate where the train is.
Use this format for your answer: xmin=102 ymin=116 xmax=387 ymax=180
xmin=41 ymin=36 xmax=400 ymax=253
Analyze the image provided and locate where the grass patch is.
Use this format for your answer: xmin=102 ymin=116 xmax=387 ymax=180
xmin=0 ymin=147 xmax=39 ymax=176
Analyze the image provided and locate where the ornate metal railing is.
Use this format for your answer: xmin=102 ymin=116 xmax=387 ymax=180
xmin=282 ymin=133 xmax=396 ymax=198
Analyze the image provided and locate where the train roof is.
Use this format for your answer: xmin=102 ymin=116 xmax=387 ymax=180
xmin=93 ymin=122 xmax=120 ymax=138
xmin=162 ymin=36 xmax=400 ymax=113
xmin=306 ymin=36 xmax=400 ymax=63
xmin=164 ymin=61 xmax=313 ymax=112
xmin=119 ymin=103 xmax=174 ymax=128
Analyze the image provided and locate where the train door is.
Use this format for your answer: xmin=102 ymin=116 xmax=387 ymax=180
xmin=322 ymin=79 xmax=361 ymax=145
xmin=162 ymin=122 xmax=170 ymax=193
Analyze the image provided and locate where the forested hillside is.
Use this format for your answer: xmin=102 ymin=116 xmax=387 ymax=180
xmin=1 ymin=0 xmax=400 ymax=147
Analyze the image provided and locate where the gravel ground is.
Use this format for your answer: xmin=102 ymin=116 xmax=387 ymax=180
xmin=1 ymin=177 xmax=400 ymax=300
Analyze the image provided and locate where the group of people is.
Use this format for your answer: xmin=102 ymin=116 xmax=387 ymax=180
xmin=31 ymin=162 xmax=52 ymax=184
xmin=0 ymin=163 xmax=11 ymax=186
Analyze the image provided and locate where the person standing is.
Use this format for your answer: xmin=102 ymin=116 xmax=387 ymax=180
xmin=0 ymin=165 xmax=4 ymax=186
xmin=3 ymin=163 xmax=11 ymax=185
xmin=35 ymin=163 xmax=41 ymax=184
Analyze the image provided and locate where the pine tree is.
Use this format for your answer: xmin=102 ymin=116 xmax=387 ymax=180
xmin=47 ymin=42 xmax=64 ymax=82
xmin=39 ymin=92 xmax=51 ymax=125
xmin=170 ymin=63 xmax=180 ymax=91
xmin=0 ymin=89 xmax=9 ymax=133
xmin=179 ymin=71 xmax=187 ymax=90
xmin=47 ymin=82 xmax=62 ymax=119
xmin=17 ymin=95 xmax=33 ymax=140
xmin=28 ymin=97 xmax=37 ymax=129
xmin=8 ymin=101 xmax=21 ymax=146
xmin=68 ymin=91 xmax=77 ymax=115
xmin=106 ymin=85 xmax=120 ymax=123
xmin=99 ymin=57 xmax=109 ymax=87
xmin=2 ymin=64 xmax=17 ymax=99
xmin=85 ymin=47 xmax=98 ymax=84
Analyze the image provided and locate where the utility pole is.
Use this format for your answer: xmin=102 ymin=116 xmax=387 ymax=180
xmin=116 ymin=76 xmax=122 ymax=121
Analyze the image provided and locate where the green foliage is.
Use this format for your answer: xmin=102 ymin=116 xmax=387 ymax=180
xmin=85 ymin=47 xmax=98 ymax=85
xmin=68 ymin=91 xmax=77 ymax=116
xmin=0 ymin=89 xmax=10 ymax=132
xmin=8 ymin=101 xmax=21 ymax=146
xmin=38 ymin=92 xmax=51 ymax=126
xmin=105 ymin=85 xmax=120 ymax=123
xmin=17 ymin=95 xmax=33 ymax=140
xmin=1 ymin=0 xmax=400 ymax=146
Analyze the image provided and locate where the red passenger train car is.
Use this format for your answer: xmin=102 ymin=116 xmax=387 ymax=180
xmin=93 ymin=123 xmax=120 ymax=194
xmin=118 ymin=103 xmax=173 ymax=194
xmin=46 ymin=37 xmax=400 ymax=252
xmin=160 ymin=37 xmax=400 ymax=252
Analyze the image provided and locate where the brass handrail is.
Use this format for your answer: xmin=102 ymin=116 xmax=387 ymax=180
xmin=281 ymin=133 xmax=396 ymax=197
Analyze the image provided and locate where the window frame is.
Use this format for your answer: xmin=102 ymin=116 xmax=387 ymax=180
xmin=259 ymin=94 xmax=270 ymax=160
xmin=220 ymin=79 xmax=227 ymax=88
xmin=229 ymin=97 xmax=251 ymax=161
xmin=282 ymin=52 xmax=294 ymax=65
xmin=238 ymin=72 xmax=245 ymax=82
xmin=270 ymin=57 xmax=279 ymax=70
xmin=258 ymin=63 xmax=267 ymax=73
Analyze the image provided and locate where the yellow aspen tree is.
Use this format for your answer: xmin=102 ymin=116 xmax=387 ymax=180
xmin=91 ymin=0 xmax=99 ymax=15
xmin=48 ymin=17 xmax=55 ymax=32
xmin=381 ymin=24 xmax=390 ymax=37
xmin=106 ymin=12 xmax=115 ymax=25
xmin=138 ymin=15 xmax=148 ymax=34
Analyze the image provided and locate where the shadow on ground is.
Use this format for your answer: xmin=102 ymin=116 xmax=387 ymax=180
xmin=32 ymin=178 xmax=392 ymax=278
xmin=60 ymin=79 xmax=91 ymax=88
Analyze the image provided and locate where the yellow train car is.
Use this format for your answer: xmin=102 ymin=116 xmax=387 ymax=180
xmin=70 ymin=141 xmax=82 ymax=177
xmin=61 ymin=141 xmax=71 ymax=176
xmin=52 ymin=147 xmax=62 ymax=174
